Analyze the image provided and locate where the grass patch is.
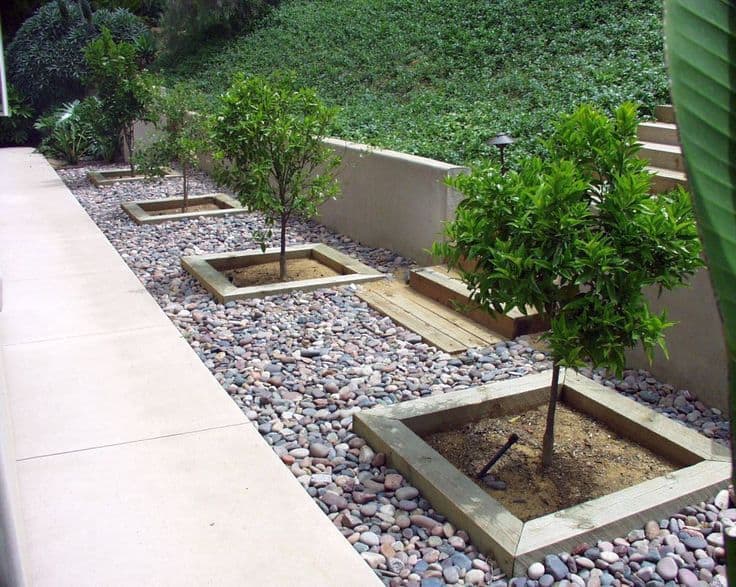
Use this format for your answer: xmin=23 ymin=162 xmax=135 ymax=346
xmin=160 ymin=0 xmax=668 ymax=165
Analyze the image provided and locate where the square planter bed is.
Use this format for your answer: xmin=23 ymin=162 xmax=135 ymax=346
xmin=181 ymin=243 xmax=386 ymax=302
xmin=121 ymin=193 xmax=248 ymax=225
xmin=354 ymin=371 xmax=729 ymax=576
xmin=88 ymin=167 xmax=182 ymax=187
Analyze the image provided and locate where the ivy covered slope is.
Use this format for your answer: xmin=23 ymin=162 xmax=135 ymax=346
xmin=161 ymin=0 xmax=667 ymax=164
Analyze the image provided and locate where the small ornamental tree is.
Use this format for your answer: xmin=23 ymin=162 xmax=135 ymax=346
xmin=134 ymin=84 xmax=209 ymax=211
xmin=210 ymin=72 xmax=341 ymax=280
xmin=433 ymin=103 xmax=704 ymax=469
xmin=84 ymin=27 xmax=154 ymax=172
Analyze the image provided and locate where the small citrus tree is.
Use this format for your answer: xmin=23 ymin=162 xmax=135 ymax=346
xmin=210 ymin=72 xmax=341 ymax=280
xmin=433 ymin=103 xmax=703 ymax=468
xmin=134 ymin=84 xmax=209 ymax=212
xmin=84 ymin=27 xmax=153 ymax=173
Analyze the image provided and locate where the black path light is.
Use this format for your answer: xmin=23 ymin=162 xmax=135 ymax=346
xmin=488 ymin=132 xmax=514 ymax=175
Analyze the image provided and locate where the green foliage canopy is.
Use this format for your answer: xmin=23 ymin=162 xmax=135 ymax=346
xmin=434 ymin=103 xmax=703 ymax=373
xmin=134 ymin=84 xmax=210 ymax=205
xmin=210 ymin=72 xmax=341 ymax=279
xmin=84 ymin=27 xmax=155 ymax=168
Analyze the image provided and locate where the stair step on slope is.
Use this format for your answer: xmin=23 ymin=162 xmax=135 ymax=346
xmin=638 ymin=122 xmax=679 ymax=146
xmin=638 ymin=141 xmax=685 ymax=172
xmin=655 ymin=104 xmax=676 ymax=123
xmin=647 ymin=166 xmax=688 ymax=193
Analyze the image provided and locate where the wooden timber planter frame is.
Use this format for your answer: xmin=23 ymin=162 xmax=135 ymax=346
xmin=88 ymin=167 xmax=182 ymax=187
xmin=354 ymin=370 xmax=729 ymax=576
xmin=181 ymin=243 xmax=386 ymax=303
xmin=121 ymin=193 xmax=248 ymax=225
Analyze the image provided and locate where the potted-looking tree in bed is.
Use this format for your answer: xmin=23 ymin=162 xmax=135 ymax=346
xmin=121 ymin=84 xmax=248 ymax=224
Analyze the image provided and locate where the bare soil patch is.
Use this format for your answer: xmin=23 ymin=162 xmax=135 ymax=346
xmin=226 ymin=257 xmax=340 ymax=287
xmin=423 ymin=401 xmax=677 ymax=521
xmin=147 ymin=203 xmax=222 ymax=216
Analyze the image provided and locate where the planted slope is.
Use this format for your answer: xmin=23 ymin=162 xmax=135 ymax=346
xmin=161 ymin=0 xmax=668 ymax=164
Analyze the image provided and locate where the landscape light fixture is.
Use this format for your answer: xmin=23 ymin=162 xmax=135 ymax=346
xmin=488 ymin=132 xmax=514 ymax=175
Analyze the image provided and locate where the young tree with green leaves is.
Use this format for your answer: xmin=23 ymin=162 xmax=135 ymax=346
xmin=84 ymin=27 xmax=153 ymax=173
xmin=433 ymin=103 xmax=703 ymax=469
xmin=134 ymin=84 xmax=209 ymax=212
xmin=210 ymin=72 xmax=341 ymax=281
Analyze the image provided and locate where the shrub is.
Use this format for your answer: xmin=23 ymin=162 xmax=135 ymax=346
xmin=433 ymin=103 xmax=703 ymax=467
xmin=159 ymin=0 xmax=275 ymax=58
xmin=0 ymin=86 xmax=35 ymax=147
xmin=84 ymin=27 xmax=155 ymax=170
xmin=210 ymin=72 xmax=341 ymax=280
xmin=34 ymin=100 xmax=96 ymax=163
xmin=6 ymin=1 xmax=147 ymax=111
xmin=134 ymin=84 xmax=209 ymax=209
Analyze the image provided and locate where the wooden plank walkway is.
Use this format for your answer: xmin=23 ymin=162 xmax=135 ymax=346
xmin=357 ymin=279 xmax=502 ymax=353
xmin=409 ymin=266 xmax=548 ymax=339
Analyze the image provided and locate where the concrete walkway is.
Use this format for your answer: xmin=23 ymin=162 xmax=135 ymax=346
xmin=0 ymin=148 xmax=381 ymax=586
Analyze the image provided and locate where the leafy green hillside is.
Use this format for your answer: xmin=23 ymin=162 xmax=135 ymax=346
xmin=161 ymin=0 xmax=667 ymax=165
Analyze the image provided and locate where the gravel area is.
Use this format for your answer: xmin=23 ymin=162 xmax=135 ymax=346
xmin=62 ymin=166 xmax=731 ymax=587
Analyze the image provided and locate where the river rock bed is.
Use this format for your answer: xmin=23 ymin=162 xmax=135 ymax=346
xmin=62 ymin=166 xmax=730 ymax=587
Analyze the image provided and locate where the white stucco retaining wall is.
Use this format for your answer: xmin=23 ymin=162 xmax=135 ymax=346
xmin=132 ymin=121 xmax=728 ymax=410
xmin=316 ymin=139 xmax=468 ymax=265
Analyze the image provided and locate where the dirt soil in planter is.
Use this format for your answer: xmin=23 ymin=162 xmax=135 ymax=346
xmin=423 ymin=402 xmax=677 ymax=521
xmin=147 ymin=203 xmax=223 ymax=216
xmin=226 ymin=258 xmax=340 ymax=287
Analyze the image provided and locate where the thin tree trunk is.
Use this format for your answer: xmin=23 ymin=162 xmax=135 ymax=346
xmin=126 ymin=126 xmax=135 ymax=175
xmin=279 ymin=214 xmax=287 ymax=281
xmin=181 ymin=163 xmax=188 ymax=213
xmin=541 ymin=362 xmax=561 ymax=469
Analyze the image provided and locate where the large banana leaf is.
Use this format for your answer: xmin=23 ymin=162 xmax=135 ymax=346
xmin=664 ymin=0 xmax=736 ymax=578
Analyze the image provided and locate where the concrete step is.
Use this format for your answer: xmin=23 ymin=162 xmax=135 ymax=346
xmin=638 ymin=141 xmax=685 ymax=172
xmin=638 ymin=122 xmax=679 ymax=146
xmin=647 ymin=166 xmax=688 ymax=193
xmin=655 ymin=104 xmax=676 ymax=124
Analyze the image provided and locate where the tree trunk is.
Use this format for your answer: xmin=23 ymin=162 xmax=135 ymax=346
xmin=279 ymin=214 xmax=287 ymax=281
xmin=541 ymin=362 xmax=561 ymax=469
xmin=181 ymin=163 xmax=188 ymax=213
xmin=125 ymin=126 xmax=135 ymax=175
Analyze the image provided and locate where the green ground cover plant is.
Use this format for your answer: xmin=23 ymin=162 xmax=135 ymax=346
xmin=210 ymin=72 xmax=340 ymax=280
xmin=160 ymin=0 xmax=668 ymax=165
xmin=433 ymin=103 xmax=703 ymax=467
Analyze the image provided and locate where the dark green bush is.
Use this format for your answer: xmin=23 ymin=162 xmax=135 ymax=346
xmin=158 ymin=0 xmax=276 ymax=59
xmin=0 ymin=86 xmax=35 ymax=147
xmin=6 ymin=1 xmax=147 ymax=111
xmin=92 ymin=0 xmax=164 ymax=23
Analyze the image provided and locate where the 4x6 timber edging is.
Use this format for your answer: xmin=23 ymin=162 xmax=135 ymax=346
xmin=121 ymin=193 xmax=248 ymax=225
xmin=353 ymin=370 xmax=729 ymax=576
xmin=88 ymin=167 xmax=182 ymax=187
xmin=181 ymin=243 xmax=386 ymax=302
xmin=409 ymin=266 xmax=548 ymax=338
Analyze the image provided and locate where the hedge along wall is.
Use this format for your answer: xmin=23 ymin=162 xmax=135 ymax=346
xmin=130 ymin=120 xmax=728 ymax=411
